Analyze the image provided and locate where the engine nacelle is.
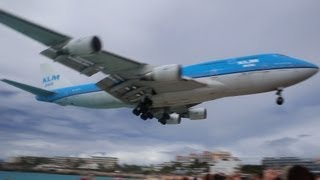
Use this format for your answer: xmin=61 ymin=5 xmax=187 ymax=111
xmin=166 ymin=113 xmax=181 ymax=124
xmin=188 ymin=108 xmax=207 ymax=120
xmin=62 ymin=36 xmax=102 ymax=55
xmin=145 ymin=64 xmax=182 ymax=81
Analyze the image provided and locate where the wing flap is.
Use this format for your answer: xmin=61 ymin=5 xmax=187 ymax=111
xmin=1 ymin=79 xmax=56 ymax=96
xmin=0 ymin=9 xmax=70 ymax=46
xmin=84 ymin=51 xmax=145 ymax=74
xmin=96 ymin=75 xmax=153 ymax=103
xmin=41 ymin=49 xmax=147 ymax=76
xmin=97 ymin=75 xmax=206 ymax=104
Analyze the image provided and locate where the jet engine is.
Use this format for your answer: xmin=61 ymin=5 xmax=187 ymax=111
xmin=165 ymin=113 xmax=181 ymax=124
xmin=145 ymin=64 xmax=181 ymax=81
xmin=188 ymin=108 xmax=207 ymax=120
xmin=62 ymin=36 xmax=102 ymax=55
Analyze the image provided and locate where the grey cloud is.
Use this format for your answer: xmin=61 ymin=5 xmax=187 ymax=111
xmin=0 ymin=89 xmax=17 ymax=97
xmin=298 ymin=134 xmax=311 ymax=138
xmin=265 ymin=137 xmax=299 ymax=147
xmin=260 ymin=135 xmax=320 ymax=158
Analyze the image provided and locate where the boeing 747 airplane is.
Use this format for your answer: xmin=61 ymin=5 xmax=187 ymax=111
xmin=0 ymin=10 xmax=318 ymax=125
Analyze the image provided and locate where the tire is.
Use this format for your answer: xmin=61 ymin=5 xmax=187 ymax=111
xmin=276 ymin=97 xmax=284 ymax=105
xmin=141 ymin=113 xmax=149 ymax=120
xmin=146 ymin=112 xmax=153 ymax=119
xmin=132 ymin=109 xmax=140 ymax=116
xmin=158 ymin=119 xmax=166 ymax=125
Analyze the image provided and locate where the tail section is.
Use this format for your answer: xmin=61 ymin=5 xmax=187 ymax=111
xmin=40 ymin=64 xmax=72 ymax=90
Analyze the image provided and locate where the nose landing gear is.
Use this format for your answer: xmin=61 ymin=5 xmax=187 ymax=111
xmin=276 ymin=88 xmax=284 ymax=105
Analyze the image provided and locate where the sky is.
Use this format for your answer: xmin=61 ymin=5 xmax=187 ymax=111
xmin=0 ymin=0 xmax=320 ymax=165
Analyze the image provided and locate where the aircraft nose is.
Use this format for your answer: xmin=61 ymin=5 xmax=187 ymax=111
xmin=308 ymin=66 xmax=319 ymax=76
xmin=296 ymin=58 xmax=319 ymax=77
xmin=303 ymin=62 xmax=318 ymax=78
xmin=290 ymin=58 xmax=319 ymax=83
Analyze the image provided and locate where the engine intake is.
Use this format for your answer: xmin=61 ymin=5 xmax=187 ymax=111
xmin=188 ymin=108 xmax=207 ymax=120
xmin=62 ymin=36 xmax=102 ymax=55
xmin=166 ymin=113 xmax=181 ymax=124
xmin=145 ymin=64 xmax=182 ymax=81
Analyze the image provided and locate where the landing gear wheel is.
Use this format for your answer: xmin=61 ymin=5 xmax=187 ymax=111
xmin=132 ymin=109 xmax=141 ymax=116
xmin=133 ymin=97 xmax=153 ymax=116
xmin=133 ymin=97 xmax=154 ymax=121
xmin=140 ymin=107 xmax=148 ymax=114
xmin=146 ymin=112 xmax=153 ymax=119
xmin=158 ymin=113 xmax=170 ymax=125
xmin=276 ymin=96 xmax=284 ymax=105
xmin=140 ymin=113 xmax=149 ymax=120
xmin=275 ymin=88 xmax=284 ymax=105
xmin=158 ymin=119 xmax=167 ymax=125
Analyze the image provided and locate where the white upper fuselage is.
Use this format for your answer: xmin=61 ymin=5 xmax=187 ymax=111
xmin=36 ymin=54 xmax=318 ymax=108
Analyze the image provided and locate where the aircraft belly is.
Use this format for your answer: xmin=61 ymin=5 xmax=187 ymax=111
xmin=151 ymin=87 xmax=222 ymax=107
xmin=56 ymin=91 xmax=129 ymax=109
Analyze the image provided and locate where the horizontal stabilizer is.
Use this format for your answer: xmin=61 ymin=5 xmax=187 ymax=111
xmin=1 ymin=79 xmax=56 ymax=96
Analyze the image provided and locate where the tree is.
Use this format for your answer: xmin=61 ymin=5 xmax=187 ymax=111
xmin=189 ymin=159 xmax=208 ymax=169
xmin=119 ymin=164 xmax=143 ymax=173
xmin=241 ymin=165 xmax=263 ymax=175
xmin=160 ymin=166 xmax=175 ymax=174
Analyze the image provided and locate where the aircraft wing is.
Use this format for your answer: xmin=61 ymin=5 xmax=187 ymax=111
xmin=0 ymin=9 xmax=70 ymax=46
xmin=0 ymin=9 xmax=146 ymax=77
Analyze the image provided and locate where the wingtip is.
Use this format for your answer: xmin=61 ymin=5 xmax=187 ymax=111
xmin=1 ymin=79 xmax=10 ymax=83
xmin=0 ymin=9 xmax=10 ymax=16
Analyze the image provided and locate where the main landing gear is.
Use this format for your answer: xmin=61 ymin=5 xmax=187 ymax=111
xmin=276 ymin=88 xmax=284 ymax=105
xmin=158 ymin=113 xmax=170 ymax=125
xmin=132 ymin=97 xmax=154 ymax=120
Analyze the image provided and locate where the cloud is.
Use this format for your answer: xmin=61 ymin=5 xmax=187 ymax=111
xmin=0 ymin=89 xmax=17 ymax=97
xmin=298 ymin=134 xmax=311 ymax=138
xmin=265 ymin=137 xmax=299 ymax=147
xmin=261 ymin=136 xmax=320 ymax=158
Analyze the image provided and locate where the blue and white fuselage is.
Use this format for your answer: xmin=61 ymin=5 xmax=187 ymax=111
xmin=36 ymin=54 xmax=318 ymax=109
